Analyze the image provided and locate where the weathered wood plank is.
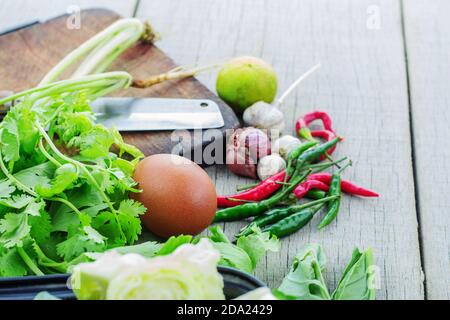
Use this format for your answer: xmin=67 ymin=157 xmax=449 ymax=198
xmin=403 ymin=0 xmax=450 ymax=300
xmin=138 ymin=0 xmax=424 ymax=299
xmin=0 ymin=0 xmax=137 ymax=30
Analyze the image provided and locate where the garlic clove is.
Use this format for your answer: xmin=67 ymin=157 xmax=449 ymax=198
xmin=257 ymin=153 xmax=286 ymax=181
xmin=272 ymin=135 xmax=302 ymax=160
xmin=243 ymin=101 xmax=285 ymax=134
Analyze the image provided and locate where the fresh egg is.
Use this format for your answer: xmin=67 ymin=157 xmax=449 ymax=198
xmin=132 ymin=154 xmax=217 ymax=238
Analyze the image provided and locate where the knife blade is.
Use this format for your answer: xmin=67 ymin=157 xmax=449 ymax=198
xmin=0 ymin=96 xmax=225 ymax=131
xmin=90 ymin=97 xmax=225 ymax=131
xmin=0 ymin=98 xmax=225 ymax=132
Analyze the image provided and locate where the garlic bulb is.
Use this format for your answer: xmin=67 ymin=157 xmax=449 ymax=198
xmin=257 ymin=154 xmax=286 ymax=181
xmin=243 ymin=101 xmax=285 ymax=137
xmin=272 ymin=135 xmax=302 ymax=160
xmin=242 ymin=64 xmax=322 ymax=138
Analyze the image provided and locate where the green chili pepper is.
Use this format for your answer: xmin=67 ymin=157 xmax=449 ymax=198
xmin=306 ymin=190 xmax=327 ymax=200
xmin=214 ymin=170 xmax=311 ymax=223
xmin=262 ymin=204 xmax=324 ymax=238
xmin=317 ymin=174 xmax=342 ymax=229
xmin=317 ymin=161 xmax=352 ymax=229
xmin=292 ymin=137 xmax=341 ymax=178
xmin=238 ymin=195 xmax=339 ymax=237
xmin=285 ymin=141 xmax=318 ymax=177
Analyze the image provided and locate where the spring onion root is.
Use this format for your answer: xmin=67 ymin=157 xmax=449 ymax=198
xmin=131 ymin=63 xmax=219 ymax=88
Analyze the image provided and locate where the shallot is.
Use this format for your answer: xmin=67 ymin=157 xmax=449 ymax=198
xmin=226 ymin=128 xmax=271 ymax=179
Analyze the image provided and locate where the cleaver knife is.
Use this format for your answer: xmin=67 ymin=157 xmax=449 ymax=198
xmin=0 ymin=97 xmax=225 ymax=131
xmin=90 ymin=97 xmax=225 ymax=131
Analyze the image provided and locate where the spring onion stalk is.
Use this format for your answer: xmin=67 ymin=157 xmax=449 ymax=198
xmin=0 ymin=72 xmax=133 ymax=107
xmin=40 ymin=19 xmax=146 ymax=85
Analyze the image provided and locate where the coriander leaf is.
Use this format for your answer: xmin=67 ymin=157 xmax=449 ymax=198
xmin=277 ymin=243 xmax=331 ymax=300
xmin=16 ymin=107 xmax=40 ymax=154
xmin=23 ymin=200 xmax=45 ymax=217
xmin=65 ymin=183 xmax=105 ymax=211
xmin=0 ymin=180 xmax=15 ymax=198
xmin=0 ymin=246 xmax=28 ymax=277
xmin=332 ymin=248 xmax=376 ymax=300
xmin=83 ymin=226 xmax=106 ymax=244
xmin=117 ymin=213 xmax=141 ymax=245
xmin=0 ymin=116 xmax=20 ymax=163
xmin=236 ymin=227 xmax=280 ymax=270
xmin=51 ymin=207 xmax=80 ymax=233
xmin=118 ymin=199 xmax=147 ymax=217
xmin=51 ymin=112 xmax=94 ymax=145
xmin=157 ymin=235 xmax=193 ymax=256
xmin=36 ymin=163 xmax=78 ymax=198
xmin=78 ymin=125 xmax=114 ymax=159
xmin=92 ymin=211 xmax=125 ymax=248
xmin=112 ymin=158 xmax=138 ymax=177
xmin=29 ymin=211 xmax=52 ymax=244
xmin=116 ymin=200 xmax=146 ymax=245
xmin=56 ymin=231 xmax=106 ymax=261
xmin=0 ymin=213 xmax=30 ymax=248
xmin=14 ymin=161 xmax=56 ymax=191
xmin=0 ymin=194 xmax=34 ymax=209
xmin=81 ymin=203 xmax=109 ymax=217
xmin=90 ymin=169 xmax=115 ymax=194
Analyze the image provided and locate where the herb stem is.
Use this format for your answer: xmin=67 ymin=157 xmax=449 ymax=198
xmin=38 ymin=139 xmax=62 ymax=167
xmin=49 ymin=197 xmax=83 ymax=216
xmin=17 ymin=247 xmax=44 ymax=276
xmin=0 ymin=153 xmax=37 ymax=197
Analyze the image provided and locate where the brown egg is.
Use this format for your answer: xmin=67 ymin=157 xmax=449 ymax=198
xmin=132 ymin=154 xmax=217 ymax=238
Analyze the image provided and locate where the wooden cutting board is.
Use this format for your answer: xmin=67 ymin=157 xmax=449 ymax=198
xmin=0 ymin=9 xmax=240 ymax=163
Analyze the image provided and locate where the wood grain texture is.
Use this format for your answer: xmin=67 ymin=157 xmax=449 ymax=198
xmin=0 ymin=0 xmax=137 ymax=30
xmin=403 ymin=0 xmax=450 ymax=300
xmin=138 ymin=0 xmax=424 ymax=299
xmin=0 ymin=10 xmax=239 ymax=158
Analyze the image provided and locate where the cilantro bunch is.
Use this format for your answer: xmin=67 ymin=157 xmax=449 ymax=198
xmin=0 ymin=72 xmax=147 ymax=277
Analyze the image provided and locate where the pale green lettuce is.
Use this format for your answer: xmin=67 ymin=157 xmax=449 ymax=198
xmin=71 ymin=239 xmax=225 ymax=300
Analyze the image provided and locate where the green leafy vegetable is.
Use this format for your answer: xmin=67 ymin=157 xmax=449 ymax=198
xmin=157 ymin=235 xmax=193 ymax=256
xmin=277 ymin=243 xmax=331 ymax=300
xmin=207 ymin=226 xmax=280 ymax=273
xmin=236 ymin=227 xmax=280 ymax=270
xmin=332 ymin=248 xmax=376 ymax=300
xmin=276 ymin=244 xmax=376 ymax=300
xmin=0 ymin=73 xmax=145 ymax=277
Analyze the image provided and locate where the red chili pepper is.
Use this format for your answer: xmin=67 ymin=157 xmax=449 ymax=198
xmin=311 ymin=129 xmax=342 ymax=160
xmin=294 ymin=180 xmax=329 ymax=200
xmin=296 ymin=110 xmax=334 ymax=140
xmin=217 ymin=171 xmax=287 ymax=208
xmin=308 ymin=173 xmax=379 ymax=197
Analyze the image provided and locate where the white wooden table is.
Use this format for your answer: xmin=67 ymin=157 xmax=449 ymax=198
xmin=1 ymin=0 xmax=449 ymax=300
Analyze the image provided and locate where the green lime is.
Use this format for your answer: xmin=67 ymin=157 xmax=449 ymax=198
xmin=216 ymin=56 xmax=278 ymax=113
